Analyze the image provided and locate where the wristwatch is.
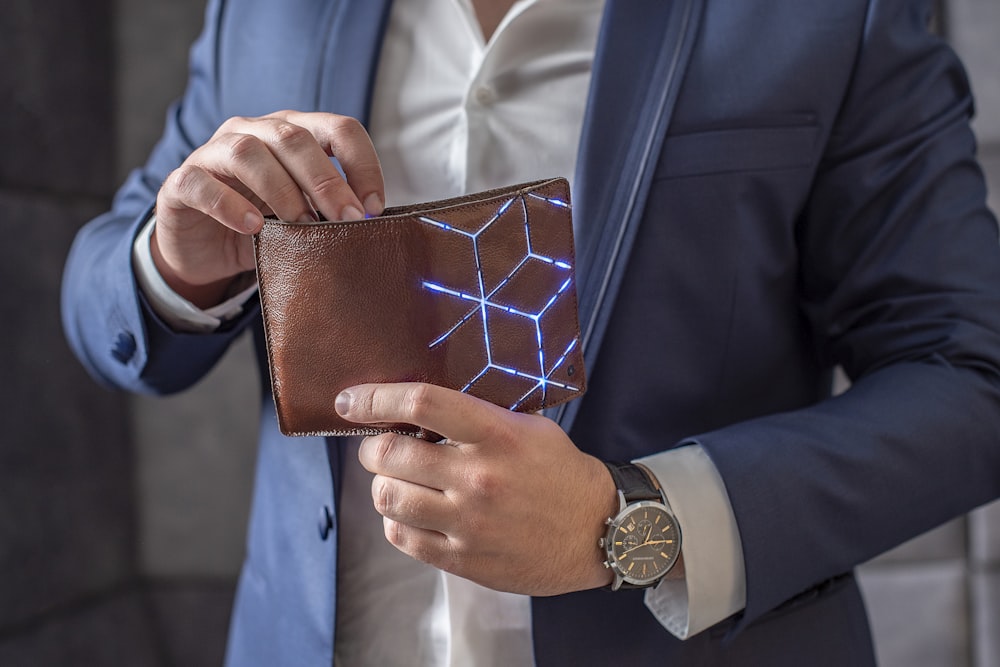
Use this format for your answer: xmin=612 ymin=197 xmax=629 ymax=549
xmin=599 ymin=461 xmax=684 ymax=590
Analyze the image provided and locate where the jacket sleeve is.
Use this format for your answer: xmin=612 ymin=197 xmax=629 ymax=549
xmin=697 ymin=0 xmax=1000 ymax=632
xmin=60 ymin=0 xmax=258 ymax=395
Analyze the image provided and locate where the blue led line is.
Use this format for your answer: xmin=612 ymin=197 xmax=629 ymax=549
xmin=526 ymin=192 xmax=570 ymax=209
xmin=420 ymin=193 xmax=580 ymax=409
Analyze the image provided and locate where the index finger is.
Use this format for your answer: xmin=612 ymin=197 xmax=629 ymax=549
xmin=269 ymin=110 xmax=385 ymax=218
xmin=335 ymin=383 xmax=506 ymax=444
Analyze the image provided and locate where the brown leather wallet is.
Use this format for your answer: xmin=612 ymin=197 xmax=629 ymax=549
xmin=253 ymin=177 xmax=587 ymax=436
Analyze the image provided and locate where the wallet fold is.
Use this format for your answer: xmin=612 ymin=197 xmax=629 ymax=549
xmin=254 ymin=177 xmax=587 ymax=436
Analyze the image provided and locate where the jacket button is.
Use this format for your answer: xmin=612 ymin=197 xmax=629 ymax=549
xmin=111 ymin=332 xmax=136 ymax=364
xmin=318 ymin=505 xmax=334 ymax=541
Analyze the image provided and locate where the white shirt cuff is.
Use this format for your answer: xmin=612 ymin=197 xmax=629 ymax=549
xmin=131 ymin=214 xmax=259 ymax=333
xmin=636 ymin=444 xmax=747 ymax=639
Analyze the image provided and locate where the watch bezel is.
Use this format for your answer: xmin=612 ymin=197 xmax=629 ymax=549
xmin=603 ymin=499 xmax=682 ymax=588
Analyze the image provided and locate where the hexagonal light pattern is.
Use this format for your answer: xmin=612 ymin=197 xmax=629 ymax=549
xmin=420 ymin=193 xmax=581 ymax=410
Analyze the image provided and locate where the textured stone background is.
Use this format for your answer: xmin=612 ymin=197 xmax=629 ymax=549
xmin=0 ymin=0 xmax=997 ymax=665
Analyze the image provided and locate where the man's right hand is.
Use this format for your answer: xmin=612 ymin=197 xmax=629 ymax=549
xmin=152 ymin=110 xmax=385 ymax=308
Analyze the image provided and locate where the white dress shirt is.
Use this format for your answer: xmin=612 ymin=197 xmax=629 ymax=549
xmin=132 ymin=0 xmax=747 ymax=663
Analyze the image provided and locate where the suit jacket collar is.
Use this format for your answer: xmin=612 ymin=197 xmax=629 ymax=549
xmin=316 ymin=0 xmax=393 ymax=121
xmin=316 ymin=0 xmax=704 ymax=434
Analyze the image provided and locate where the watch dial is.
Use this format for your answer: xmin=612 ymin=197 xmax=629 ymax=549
xmin=607 ymin=502 xmax=680 ymax=585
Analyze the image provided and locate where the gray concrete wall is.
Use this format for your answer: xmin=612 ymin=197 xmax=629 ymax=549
xmin=0 ymin=0 xmax=235 ymax=664
xmin=0 ymin=0 xmax=149 ymax=664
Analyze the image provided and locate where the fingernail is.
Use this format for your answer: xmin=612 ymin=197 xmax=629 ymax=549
xmin=244 ymin=211 xmax=263 ymax=233
xmin=341 ymin=205 xmax=364 ymax=222
xmin=298 ymin=211 xmax=319 ymax=223
xmin=362 ymin=193 xmax=384 ymax=217
xmin=335 ymin=390 xmax=353 ymax=417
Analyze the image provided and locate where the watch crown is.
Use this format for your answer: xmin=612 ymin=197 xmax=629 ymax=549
xmin=605 ymin=517 xmax=614 ymax=526
xmin=602 ymin=560 xmax=611 ymax=569
xmin=598 ymin=538 xmax=606 ymax=548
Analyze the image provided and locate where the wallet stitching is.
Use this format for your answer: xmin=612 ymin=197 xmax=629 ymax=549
xmin=263 ymin=178 xmax=565 ymax=228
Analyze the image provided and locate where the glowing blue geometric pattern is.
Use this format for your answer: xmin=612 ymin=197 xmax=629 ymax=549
xmin=420 ymin=192 xmax=581 ymax=410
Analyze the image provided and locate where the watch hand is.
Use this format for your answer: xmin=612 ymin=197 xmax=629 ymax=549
xmin=620 ymin=539 xmax=672 ymax=557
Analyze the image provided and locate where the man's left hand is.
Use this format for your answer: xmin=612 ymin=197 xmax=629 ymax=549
xmin=335 ymin=382 xmax=618 ymax=596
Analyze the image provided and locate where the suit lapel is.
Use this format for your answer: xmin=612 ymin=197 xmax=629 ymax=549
xmin=555 ymin=0 xmax=704 ymax=432
xmin=316 ymin=0 xmax=393 ymax=122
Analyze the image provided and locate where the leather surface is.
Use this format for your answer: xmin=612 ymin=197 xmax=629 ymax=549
xmin=254 ymin=178 xmax=587 ymax=436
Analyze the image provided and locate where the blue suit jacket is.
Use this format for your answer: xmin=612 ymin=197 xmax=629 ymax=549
xmin=62 ymin=0 xmax=1000 ymax=664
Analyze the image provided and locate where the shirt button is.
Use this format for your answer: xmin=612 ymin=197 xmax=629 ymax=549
xmin=473 ymin=85 xmax=497 ymax=106
xmin=318 ymin=505 xmax=334 ymax=541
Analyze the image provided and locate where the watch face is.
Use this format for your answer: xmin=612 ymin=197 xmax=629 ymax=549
xmin=605 ymin=501 xmax=680 ymax=586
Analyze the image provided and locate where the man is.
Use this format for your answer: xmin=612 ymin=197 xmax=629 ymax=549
xmin=62 ymin=0 xmax=1000 ymax=664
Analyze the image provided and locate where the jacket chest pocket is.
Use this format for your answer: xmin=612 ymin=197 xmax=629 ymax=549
xmin=655 ymin=121 xmax=821 ymax=180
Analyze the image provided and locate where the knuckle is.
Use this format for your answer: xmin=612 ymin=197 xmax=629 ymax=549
xmin=372 ymin=432 xmax=402 ymax=467
xmin=438 ymin=540 xmax=465 ymax=575
xmin=411 ymin=539 xmax=441 ymax=569
xmin=383 ymin=518 xmax=406 ymax=549
xmin=215 ymin=116 xmax=246 ymax=136
xmin=403 ymin=384 xmax=433 ymax=422
xmin=331 ymin=114 xmax=364 ymax=135
xmin=309 ymin=172 xmax=346 ymax=200
xmin=226 ymin=133 xmax=264 ymax=164
xmin=270 ymin=177 xmax=304 ymax=205
xmin=164 ymin=166 xmax=222 ymax=215
xmin=353 ymin=388 xmax=377 ymax=421
xmin=372 ymin=476 xmax=394 ymax=515
xmin=271 ymin=121 xmax=311 ymax=148
xmin=465 ymin=466 xmax=499 ymax=502
xmin=465 ymin=467 xmax=488 ymax=496
xmin=165 ymin=165 xmax=200 ymax=199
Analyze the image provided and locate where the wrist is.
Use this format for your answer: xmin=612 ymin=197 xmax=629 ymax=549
xmin=149 ymin=226 xmax=239 ymax=309
xmin=599 ymin=461 xmax=683 ymax=590
xmin=583 ymin=454 xmax=619 ymax=590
